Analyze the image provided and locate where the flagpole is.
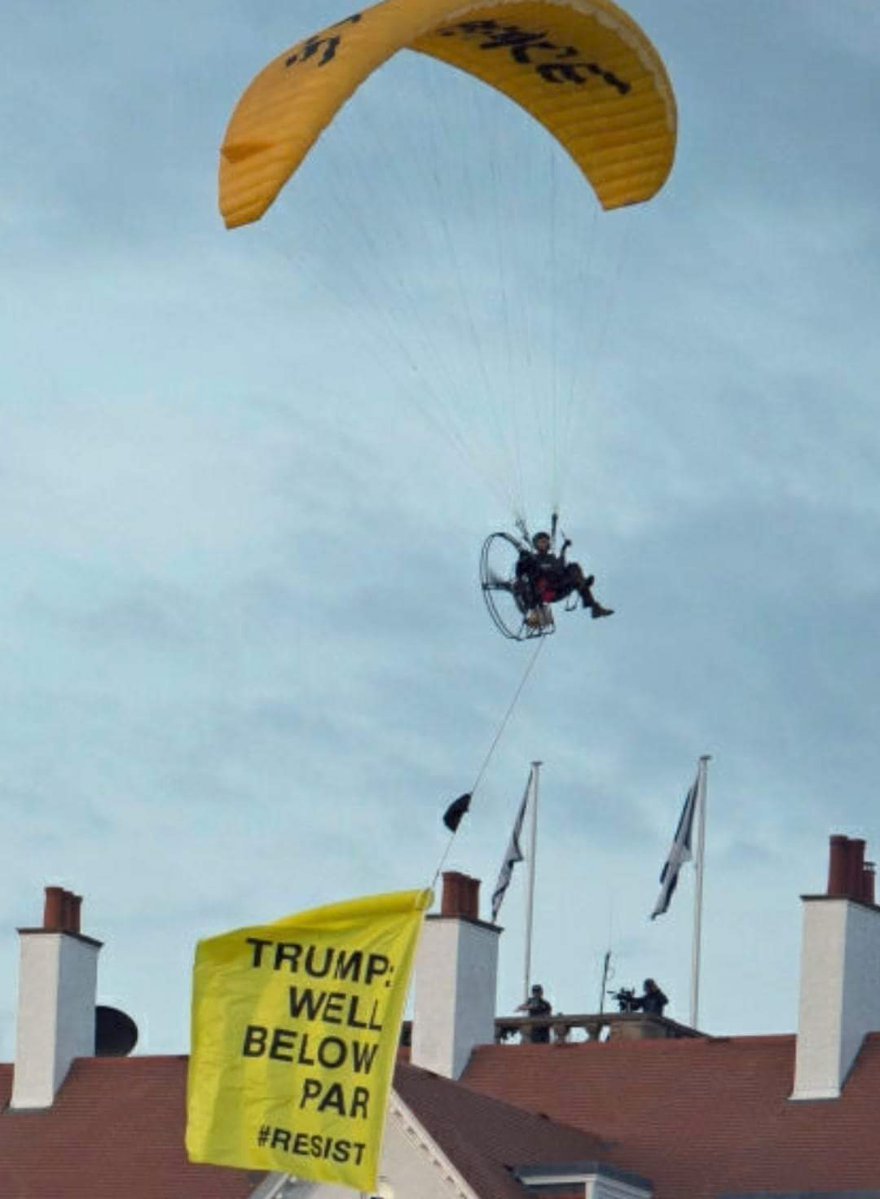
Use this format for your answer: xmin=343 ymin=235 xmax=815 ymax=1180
xmin=689 ymin=754 xmax=711 ymax=1028
xmin=599 ymin=949 xmax=611 ymax=1014
xmin=523 ymin=761 xmax=541 ymax=997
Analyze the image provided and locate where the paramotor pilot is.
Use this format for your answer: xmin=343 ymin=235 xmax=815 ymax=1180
xmin=516 ymin=532 xmax=613 ymax=620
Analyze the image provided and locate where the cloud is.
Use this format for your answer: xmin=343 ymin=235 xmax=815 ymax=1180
xmin=2 ymin=0 xmax=880 ymax=1057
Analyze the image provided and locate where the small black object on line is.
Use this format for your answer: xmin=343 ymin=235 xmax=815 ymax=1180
xmin=443 ymin=793 xmax=472 ymax=832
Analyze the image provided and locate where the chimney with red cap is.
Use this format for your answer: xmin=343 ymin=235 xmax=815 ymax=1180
xmin=791 ymin=835 xmax=880 ymax=1100
xmin=11 ymin=886 xmax=102 ymax=1110
xmin=411 ymin=872 xmax=500 ymax=1079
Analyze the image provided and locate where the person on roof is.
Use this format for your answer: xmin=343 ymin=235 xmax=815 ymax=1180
xmin=516 ymin=983 xmax=553 ymax=1043
xmin=516 ymin=531 xmax=613 ymax=619
xmin=632 ymin=978 xmax=668 ymax=1016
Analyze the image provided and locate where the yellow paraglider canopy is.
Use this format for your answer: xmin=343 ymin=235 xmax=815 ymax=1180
xmin=220 ymin=0 xmax=676 ymax=229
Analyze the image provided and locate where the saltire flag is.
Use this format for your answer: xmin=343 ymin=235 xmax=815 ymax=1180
xmin=651 ymin=772 xmax=699 ymax=919
xmin=491 ymin=778 xmax=530 ymax=922
xmin=186 ymin=888 xmax=432 ymax=1191
xmin=443 ymin=792 xmax=471 ymax=832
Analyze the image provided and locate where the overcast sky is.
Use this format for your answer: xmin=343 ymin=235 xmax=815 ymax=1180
xmin=2 ymin=1 xmax=880 ymax=1057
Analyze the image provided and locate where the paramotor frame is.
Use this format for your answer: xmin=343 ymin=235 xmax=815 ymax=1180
xmin=480 ymin=531 xmax=555 ymax=642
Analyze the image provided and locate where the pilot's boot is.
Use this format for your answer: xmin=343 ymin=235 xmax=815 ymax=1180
xmin=580 ymin=580 xmax=613 ymax=618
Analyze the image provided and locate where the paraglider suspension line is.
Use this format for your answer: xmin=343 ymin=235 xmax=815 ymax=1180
xmin=431 ymin=635 xmax=547 ymax=887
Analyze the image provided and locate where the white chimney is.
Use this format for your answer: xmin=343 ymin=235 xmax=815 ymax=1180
xmin=11 ymin=886 xmax=102 ymax=1110
xmin=411 ymin=872 xmax=499 ymax=1079
xmin=791 ymin=836 xmax=880 ymax=1100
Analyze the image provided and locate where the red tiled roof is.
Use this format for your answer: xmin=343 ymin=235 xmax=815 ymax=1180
xmin=6 ymin=1034 xmax=880 ymax=1199
xmin=394 ymin=1060 xmax=622 ymax=1199
xmin=0 ymin=1058 xmax=260 ymax=1199
xmin=460 ymin=1033 xmax=880 ymax=1199
xmin=0 ymin=1053 xmax=614 ymax=1199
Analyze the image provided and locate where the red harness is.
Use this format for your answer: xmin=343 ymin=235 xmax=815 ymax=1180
xmin=534 ymin=578 xmax=558 ymax=603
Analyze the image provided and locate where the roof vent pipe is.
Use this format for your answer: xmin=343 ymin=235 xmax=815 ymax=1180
xmin=440 ymin=872 xmax=480 ymax=921
xmin=847 ymin=839 xmax=867 ymax=902
xmin=827 ymin=835 xmax=873 ymax=903
xmin=42 ymin=887 xmax=83 ymax=934
xmin=865 ymin=863 xmax=876 ymax=906
xmin=69 ymin=894 xmax=82 ymax=934
xmin=43 ymin=887 xmax=67 ymax=932
xmin=827 ymin=835 xmax=850 ymax=897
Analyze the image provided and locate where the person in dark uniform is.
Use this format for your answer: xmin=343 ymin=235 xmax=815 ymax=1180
xmin=633 ymin=978 xmax=668 ymax=1015
xmin=517 ymin=983 xmax=553 ymax=1043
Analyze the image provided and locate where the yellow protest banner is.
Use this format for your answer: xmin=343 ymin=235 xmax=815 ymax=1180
xmin=186 ymin=888 xmax=432 ymax=1190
